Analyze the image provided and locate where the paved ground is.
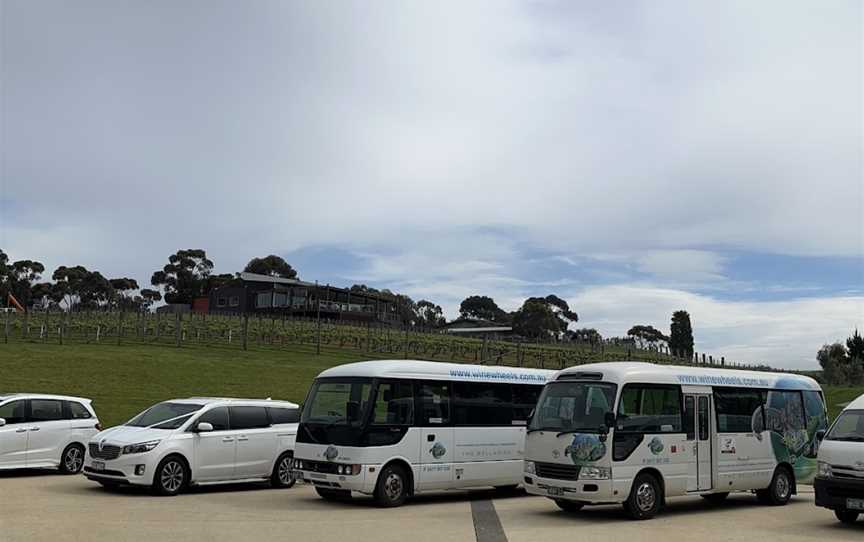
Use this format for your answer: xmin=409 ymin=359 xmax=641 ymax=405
xmin=0 ymin=470 xmax=861 ymax=542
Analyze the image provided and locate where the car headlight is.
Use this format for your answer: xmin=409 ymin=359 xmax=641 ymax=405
xmin=122 ymin=440 xmax=161 ymax=455
xmin=580 ymin=466 xmax=612 ymax=480
xmin=524 ymin=461 xmax=536 ymax=474
xmin=817 ymin=461 xmax=832 ymax=478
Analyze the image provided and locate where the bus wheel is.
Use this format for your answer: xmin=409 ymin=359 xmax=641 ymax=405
xmin=554 ymin=499 xmax=584 ymax=512
xmin=835 ymin=510 xmax=859 ymax=524
xmin=624 ymin=473 xmax=662 ymax=520
xmin=757 ymin=467 xmax=792 ymax=506
xmin=701 ymin=492 xmax=729 ymax=504
xmin=374 ymin=463 xmax=409 ymax=507
xmin=315 ymin=487 xmax=352 ymax=501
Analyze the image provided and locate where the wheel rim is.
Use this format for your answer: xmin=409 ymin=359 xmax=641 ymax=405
xmin=278 ymin=457 xmax=294 ymax=485
xmin=65 ymin=448 xmax=83 ymax=472
xmin=775 ymin=472 xmax=790 ymax=499
xmin=635 ymin=482 xmax=656 ymax=512
xmin=383 ymin=472 xmax=403 ymax=501
xmin=161 ymin=461 xmax=184 ymax=492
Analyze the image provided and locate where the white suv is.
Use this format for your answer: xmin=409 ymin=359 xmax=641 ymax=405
xmin=83 ymin=398 xmax=299 ymax=495
xmin=0 ymin=394 xmax=101 ymax=474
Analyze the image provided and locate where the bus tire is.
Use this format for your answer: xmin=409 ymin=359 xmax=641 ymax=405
xmin=835 ymin=509 xmax=860 ymax=524
xmin=624 ymin=472 xmax=662 ymax=520
xmin=374 ymin=463 xmax=409 ymax=507
xmin=554 ymin=499 xmax=584 ymax=512
xmin=701 ymin=492 xmax=729 ymax=504
xmin=315 ymin=487 xmax=352 ymax=501
xmin=757 ymin=467 xmax=793 ymax=506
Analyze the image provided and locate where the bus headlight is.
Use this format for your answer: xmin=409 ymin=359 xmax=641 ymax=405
xmin=580 ymin=467 xmax=611 ymax=480
xmin=817 ymin=461 xmax=832 ymax=478
xmin=524 ymin=461 xmax=536 ymax=474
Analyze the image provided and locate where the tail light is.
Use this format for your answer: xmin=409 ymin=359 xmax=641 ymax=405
xmin=95 ymin=423 xmax=103 ymax=431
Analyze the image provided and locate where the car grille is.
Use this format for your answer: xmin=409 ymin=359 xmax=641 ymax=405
xmin=832 ymin=466 xmax=864 ymax=480
xmin=535 ymin=462 xmax=581 ymax=481
xmin=89 ymin=442 xmax=121 ymax=460
xmin=300 ymin=460 xmax=340 ymax=474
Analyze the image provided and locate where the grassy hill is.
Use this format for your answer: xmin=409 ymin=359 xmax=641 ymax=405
xmin=1 ymin=342 xmax=859 ymax=427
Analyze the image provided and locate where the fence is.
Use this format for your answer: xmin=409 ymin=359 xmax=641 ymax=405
xmin=1 ymin=310 xmax=773 ymax=372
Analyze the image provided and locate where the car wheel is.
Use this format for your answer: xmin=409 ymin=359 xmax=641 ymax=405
xmin=374 ymin=463 xmax=409 ymax=507
xmin=554 ymin=499 xmax=584 ymax=512
xmin=757 ymin=467 xmax=793 ymax=506
xmin=153 ymin=456 xmax=188 ymax=496
xmin=835 ymin=509 xmax=860 ymax=524
xmin=624 ymin=473 xmax=662 ymax=520
xmin=59 ymin=444 xmax=85 ymax=475
xmin=271 ymin=452 xmax=296 ymax=489
xmin=315 ymin=487 xmax=352 ymax=501
xmin=701 ymin=492 xmax=729 ymax=504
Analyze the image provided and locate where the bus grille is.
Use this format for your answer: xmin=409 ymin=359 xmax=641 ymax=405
xmin=536 ymin=462 xmax=581 ymax=481
xmin=300 ymin=460 xmax=340 ymax=475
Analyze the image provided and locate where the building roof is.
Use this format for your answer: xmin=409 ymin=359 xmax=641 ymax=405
xmin=238 ymin=272 xmax=316 ymax=287
xmin=446 ymin=326 xmax=513 ymax=334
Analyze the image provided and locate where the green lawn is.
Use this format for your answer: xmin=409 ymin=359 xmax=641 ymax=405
xmin=1 ymin=342 xmax=861 ymax=427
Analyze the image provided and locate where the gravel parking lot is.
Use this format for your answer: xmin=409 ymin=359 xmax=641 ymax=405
xmin=0 ymin=471 xmax=861 ymax=542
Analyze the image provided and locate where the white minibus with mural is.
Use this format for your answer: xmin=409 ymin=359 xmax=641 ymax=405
xmin=523 ymin=362 xmax=827 ymax=519
xmin=293 ymin=360 xmax=554 ymax=506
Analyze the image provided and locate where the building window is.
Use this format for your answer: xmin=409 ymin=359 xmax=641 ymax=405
xmin=217 ymin=297 xmax=227 ymax=307
xmin=229 ymin=296 xmax=240 ymax=307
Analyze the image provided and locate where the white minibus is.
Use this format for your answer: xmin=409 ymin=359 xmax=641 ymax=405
xmin=814 ymin=392 xmax=864 ymax=524
xmin=293 ymin=360 xmax=554 ymax=506
xmin=524 ymin=362 xmax=827 ymax=519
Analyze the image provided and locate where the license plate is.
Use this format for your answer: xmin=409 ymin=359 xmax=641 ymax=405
xmin=91 ymin=461 xmax=105 ymax=472
xmin=546 ymin=486 xmax=563 ymax=497
xmin=847 ymin=498 xmax=864 ymax=511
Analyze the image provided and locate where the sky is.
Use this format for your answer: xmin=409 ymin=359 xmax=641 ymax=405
xmin=1 ymin=0 xmax=862 ymax=369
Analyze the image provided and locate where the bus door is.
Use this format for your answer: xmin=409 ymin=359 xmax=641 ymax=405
xmin=684 ymin=393 xmax=713 ymax=491
xmin=417 ymin=382 xmax=454 ymax=489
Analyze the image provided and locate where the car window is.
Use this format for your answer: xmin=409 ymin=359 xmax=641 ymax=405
xmin=197 ymin=407 xmax=230 ymax=431
xmin=267 ymin=407 xmax=299 ymax=424
xmin=229 ymin=406 xmax=270 ymax=430
xmin=67 ymin=401 xmax=92 ymax=419
xmin=0 ymin=400 xmax=26 ymax=425
xmin=30 ymin=399 xmax=64 ymax=422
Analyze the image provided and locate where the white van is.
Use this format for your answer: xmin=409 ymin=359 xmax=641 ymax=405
xmin=83 ymin=398 xmax=299 ymax=495
xmin=0 ymin=394 xmax=101 ymax=474
xmin=294 ymin=360 xmax=554 ymax=506
xmin=524 ymin=362 xmax=827 ymax=519
xmin=815 ymin=393 xmax=864 ymax=524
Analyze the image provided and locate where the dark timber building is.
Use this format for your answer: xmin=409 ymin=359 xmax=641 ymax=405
xmin=207 ymin=272 xmax=399 ymax=323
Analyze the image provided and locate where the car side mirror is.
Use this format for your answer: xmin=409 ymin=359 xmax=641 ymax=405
xmin=816 ymin=430 xmax=825 ymax=442
xmin=0 ymin=418 xmax=5 ymax=427
xmin=196 ymin=422 xmax=214 ymax=433
xmin=604 ymin=412 xmax=616 ymax=428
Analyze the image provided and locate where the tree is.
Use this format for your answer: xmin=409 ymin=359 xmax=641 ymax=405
xmin=459 ymin=295 xmax=506 ymax=322
xmin=7 ymin=259 xmax=45 ymax=309
xmin=818 ymin=342 xmax=854 ymax=386
xmin=0 ymin=249 xmax=8 ymax=299
xmin=669 ymin=310 xmax=694 ymax=358
xmin=109 ymin=277 xmax=139 ymax=310
xmin=511 ymin=299 xmax=561 ymax=339
xmin=570 ymin=328 xmax=602 ymax=343
xmin=52 ymin=266 xmax=114 ymax=310
xmin=151 ymin=249 xmax=213 ymax=304
xmin=847 ymin=329 xmax=864 ymax=363
xmin=140 ymin=289 xmax=162 ymax=311
xmin=244 ymin=255 xmax=298 ymax=279
xmin=415 ymin=300 xmax=446 ymax=328
xmin=627 ymin=325 xmax=669 ymax=348
xmin=204 ymin=273 xmax=235 ymax=293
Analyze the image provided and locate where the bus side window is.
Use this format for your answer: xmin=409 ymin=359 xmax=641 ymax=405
xmin=419 ymin=382 xmax=450 ymax=425
xmin=683 ymin=396 xmax=695 ymax=440
xmin=698 ymin=396 xmax=709 ymax=441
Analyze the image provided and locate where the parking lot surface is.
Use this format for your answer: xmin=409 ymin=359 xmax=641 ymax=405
xmin=0 ymin=471 xmax=861 ymax=542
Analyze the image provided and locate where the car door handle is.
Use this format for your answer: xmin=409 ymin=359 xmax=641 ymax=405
xmin=15 ymin=428 xmax=27 ymax=433
xmin=237 ymin=436 xmax=249 ymax=442
xmin=222 ymin=437 xmax=235 ymax=443
xmin=29 ymin=427 xmax=40 ymax=432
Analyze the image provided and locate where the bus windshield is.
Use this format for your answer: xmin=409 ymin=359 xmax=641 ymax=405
xmin=301 ymin=379 xmax=374 ymax=426
xmin=825 ymin=410 xmax=864 ymax=442
xmin=529 ymin=381 xmax=617 ymax=433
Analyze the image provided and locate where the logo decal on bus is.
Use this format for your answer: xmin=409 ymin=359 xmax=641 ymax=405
xmin=324 ymin=446 xmax=339 ymax=462
xmin=430 ymin=442 xmax=447 ymax=459
xmin=564 ymin=434 xmax=606 ymax=464
xmin=648 ymin=437 xmax=665 ymax=455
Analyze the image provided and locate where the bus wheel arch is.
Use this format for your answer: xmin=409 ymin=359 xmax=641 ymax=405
xmin=374 ymin=459 xmax=414 ymax=507
xmin=758 ymin=463 xmax=795 ymax=505
xmin=624 ymin=469 xmax=665 ymax=520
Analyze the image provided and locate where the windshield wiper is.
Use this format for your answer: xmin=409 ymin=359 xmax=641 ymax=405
xmin=556 ymin=430 xmax=590 ymax=437
xmin=527 ymin=426 xmax=559 ymax=434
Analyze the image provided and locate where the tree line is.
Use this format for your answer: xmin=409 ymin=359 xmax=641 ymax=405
xmin=818 ymin=329 xmax=864 ymax=385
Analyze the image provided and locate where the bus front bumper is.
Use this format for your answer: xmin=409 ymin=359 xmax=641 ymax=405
xmin=523 ymin=473 xmax=619 ymax=504
xmin=298 ymin=465 xmax=376 ymax=494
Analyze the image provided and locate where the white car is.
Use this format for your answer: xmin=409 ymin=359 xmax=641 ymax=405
xmin=815 ymin=393 xmax=864 ymax=524
xmin=0 ymin=393 xmax=101 ymax=474
xmin=83 ymin=397 xmax=300 ymax=495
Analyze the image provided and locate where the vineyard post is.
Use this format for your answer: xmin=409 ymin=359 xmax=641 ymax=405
xmin=242 ymin=313 xmax=249 ymax=351
xmin=59 ymin=311 xmax=64 ymax=345
xmin=117 ymin=311 xmax=124 ymax=345
xmin=175 ymin=312 xmax=181 ymax=348
xmin=23 ymin=311 xmax=28 ymax=339
xmin=155 ymin=313 xmax=161 ymax=341
xmin=3 ymin=309 xmax=9 ymax=344
xmin=366 ymin=321 xmax=370 ymax=352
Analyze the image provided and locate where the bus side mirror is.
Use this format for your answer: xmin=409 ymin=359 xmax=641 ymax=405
xmin=346 ymin=401 xmax=360 ymax=422
xmin=816 ymin=430 xmax=825 ymax=442
xmin=604 ymin=412 xmax=616 ymax=428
